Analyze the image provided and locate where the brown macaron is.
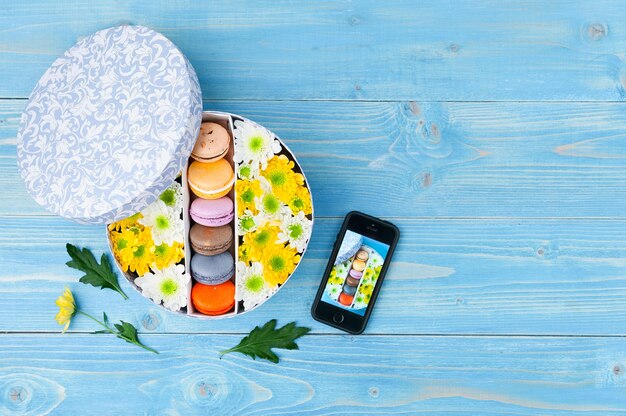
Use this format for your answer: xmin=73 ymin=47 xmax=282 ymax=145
xmin=190 ymin=223 xmax=233 ymax=256
xmin=191 ymin=122 xmax=231 ymax=163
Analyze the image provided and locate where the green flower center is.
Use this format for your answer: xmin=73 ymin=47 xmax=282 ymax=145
xmin=288 ymin=224 xmax=303 ymax=239
xmin=239 ymin=165 xmax=251 ymax=178
xmin=117 ymin=239 xmax=128 ymax=250
xmin=240 ymin=216 xmax=256 ymax=231
xmin=248 ymin=136 xmax=264 ymax=153
xmin=254 ymin=230 xmax=271 ymax=246
xmin=245 ymin=275 xmax=264 ymax=293
xmin=156 ymin=215 xmax=170 ymax=230
xmin=241 ymin=188 xmax=255 ymax=204
xmin=291 ymin=197 xmax=304 ymax=210
xmin=263 ymin=194 xmax=280 ymax=214
xmin=134 ymin=245 xmax=146 ymax=258
xmin=154 ymin=244 xmax=169 ymax=257
xmin=160 ymin=189 xmax=176 ymax=206
xmin=268 ymin=171 xmax=286 ymax=187
xmin=160 ymin=278 xmax=178 ymax=296
xmin=269 ymin=255 xmax=286 ymax=272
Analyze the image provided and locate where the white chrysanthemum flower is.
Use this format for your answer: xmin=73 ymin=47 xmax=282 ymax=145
xmin=135 ymin=264 xmax=188 ymax=311
xmin=233 ymin=119 xmax=281 ymax=169
xmin=237 ymin=209 xmax=261 ymax=236
xmin=236 ymin=161 xmax=260 ymax=181
xmin=158 ymin=182 xmax=183 ymax=212
xmin=253 ymin=178 xmax=291 ymax=223
xmin=278 ymin=210 xmax=313 ymax=253
xmin=139 ymin=199 xmax=184 ymax=245
xmin=235 ymin=261 xmax=273 ymax=310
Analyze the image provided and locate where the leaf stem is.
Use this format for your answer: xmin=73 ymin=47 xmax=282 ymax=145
xmin=78 ymin=310 xmax=113 ymax=332
xmin=77 ymin=310 xmax=158 ymax=354
xmin=114 ymin=286 xmax=129 ymax=300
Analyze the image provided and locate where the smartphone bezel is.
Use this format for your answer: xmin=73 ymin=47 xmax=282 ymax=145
xmin=311 ymin=211 xmax=399 ymax=334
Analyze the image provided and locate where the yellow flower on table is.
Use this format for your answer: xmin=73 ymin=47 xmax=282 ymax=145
xmin=55 ymin=287 xmax=77 ymax=333
xmin=260 ymin=155 xmax=304 ymax=204
xmin=242 ymin=224 xmax=281 ymax=262
xmin=235 ymin=179 xmax=263 ymax=216
xmin=261 ymin=244 xmax=300 ymax=287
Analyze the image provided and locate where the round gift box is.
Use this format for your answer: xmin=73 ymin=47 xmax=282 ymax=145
xmin=14 ymin=24 xmax=313 ymax=319
xmin=107 ymin=111 xmax=314 ymax=319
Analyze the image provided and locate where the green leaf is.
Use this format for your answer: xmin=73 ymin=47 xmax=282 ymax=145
xmin=220 ymin=319 xmax=310 ymax=363
xmin=114 ymin=321 xmax=159 ymax=354
xmin=65 ymin=244 xmax=128 ymax=300
xmin=114 ymin=321 xmax=138 ymax=343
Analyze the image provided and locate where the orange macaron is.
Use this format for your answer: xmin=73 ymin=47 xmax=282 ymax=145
xmin=192 ymin=280 xmax=235 ymax=315
xmin=187 ymin=159 xmax=235 ymax=199
xmin=339 ymin=292 xmax=354 ymax=306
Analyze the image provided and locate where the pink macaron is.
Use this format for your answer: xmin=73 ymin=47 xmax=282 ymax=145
xmin=190 ymin=196 xmax=234 ymax=227
xmin=349 ymin=269 xmax=363 ymax=279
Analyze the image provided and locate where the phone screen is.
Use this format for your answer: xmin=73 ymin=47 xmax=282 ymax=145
xmin=320 ymin=229 xmax=391 ymax=316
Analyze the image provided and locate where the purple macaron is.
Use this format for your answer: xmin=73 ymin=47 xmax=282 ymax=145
xmin=349 ymin=268 xmax=363 ymax=279
xmin=190 ymin=196 xmax=234 ymax=227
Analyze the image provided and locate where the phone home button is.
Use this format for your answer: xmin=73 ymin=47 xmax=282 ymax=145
xmin=332 ymin=312 xmax=344 ymax=324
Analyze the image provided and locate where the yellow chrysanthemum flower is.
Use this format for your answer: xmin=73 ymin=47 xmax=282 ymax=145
xmin=55 ymin=287 xmax=77 ymax=333
xmin=242 ymin=225 xmax=281 ymax=262
xmin=108 ymin=212 xmax=143 ymax=232
xmin=359 ymin=283 xmax=374 ymax=298
xmin=260 ymin=155 xmax=304 ymax=204
xmin=239 ymin=243 xmax=252 ymax=264
xmin=152 ymin=242 xmax=185 ymax=270
xmin=261 ymin=244 xmax=300 ymax=287
xmin=111 ymin=226 xmax=155 ymax=276
xmin=235 ymin=179 xmax=262 ymax=216
xmin=328 ymin=266 xmax=344 ymax=285
xmin=287 ymin=185 xmax=312 ymax=216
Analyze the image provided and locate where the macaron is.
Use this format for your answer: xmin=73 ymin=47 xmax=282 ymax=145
xmin=191 ymin=122 xmax=231 ymax=163
xmin=356 ymin=250 xmax=369 ymax=261
xmin=352 ymin=259 xmax=367 ymax=272
xmin=338 ymin=292 xmax=354 ymax=306
xmin=192 ymin=281 xmax=235 ymax=315
xmin=342 ymin=284 xmax=357 ymax=296
xmin=188 ymin=159 xmax=234 ymax=199
xmin=191 ymin=252 xmax=234 ymax=285
xmin=190 ymin=196 xmax=234 ymax=227
xmin=190 ymin=223 xmax=233 ymax=256
xmin=349 ymin=269 xmax=363 ymax=279
xmin=346 ymin=276 xmax=361 ymax=287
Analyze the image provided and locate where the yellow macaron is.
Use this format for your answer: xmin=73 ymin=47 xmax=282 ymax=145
xmin=352 ymin=259 xmax=367 ymax=272
xmin=188 ymin=159 xmax=235 ymax=199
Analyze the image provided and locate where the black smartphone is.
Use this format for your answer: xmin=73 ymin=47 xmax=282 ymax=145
xmin=311 ymin=211 xmax=399 ymax=334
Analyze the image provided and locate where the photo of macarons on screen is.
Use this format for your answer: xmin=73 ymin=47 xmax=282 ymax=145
xmin=321 ymin=230 xmax=390 ymax=316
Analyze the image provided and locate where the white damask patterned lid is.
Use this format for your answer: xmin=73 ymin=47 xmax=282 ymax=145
xmin=17 ymin=25 xmax=202 ymax=224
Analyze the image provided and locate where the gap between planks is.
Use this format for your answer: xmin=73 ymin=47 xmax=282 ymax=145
xmin=1 ymin=331 xmax=626 ymax=338
xmin=4 ymin=97 xmax=626 ymax=103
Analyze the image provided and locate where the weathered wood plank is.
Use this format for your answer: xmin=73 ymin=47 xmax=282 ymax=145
xmin=0 ymin=334 xmax=625 ymax=415
xmin=2 ymin=1 xmax=626 ymax=100
xmin=3 ymin=100 xmax=626 ymax=218
xmin=3 ymin=215 xmax=626 ymax=335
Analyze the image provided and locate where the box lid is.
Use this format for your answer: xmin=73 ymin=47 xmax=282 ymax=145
xmin=16 ymin=25 xmax=202 ymax=224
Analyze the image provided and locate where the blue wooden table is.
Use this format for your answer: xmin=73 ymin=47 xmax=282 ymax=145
xmin=3 ymin=1 xmax=626 ymax=414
